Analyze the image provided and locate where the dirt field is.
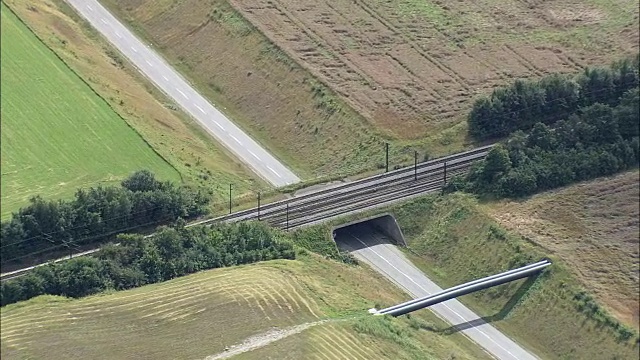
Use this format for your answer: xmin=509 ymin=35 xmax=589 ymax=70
xmin=484 ymin=170 xmax=640 ymax=329
xmin=229 ymin=0 xmax=639 ymax=139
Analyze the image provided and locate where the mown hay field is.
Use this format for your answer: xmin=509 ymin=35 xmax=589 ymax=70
xmin=102 ymin=0 xmax=638 ymax=177
xmin=485 ymin=169 xmax=640 ymax=330
xmin=0 ymin=2 xmax=180 ymax=218
xmin=0 ymin=256 xmax=489 ymax=360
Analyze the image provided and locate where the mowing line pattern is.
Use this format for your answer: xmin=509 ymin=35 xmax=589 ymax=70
xmin=0 ymin=264 xmax=321 ymax=358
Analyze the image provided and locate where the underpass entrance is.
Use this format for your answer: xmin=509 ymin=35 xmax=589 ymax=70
xmin=332 ymin=214 xmax=407 ymax=253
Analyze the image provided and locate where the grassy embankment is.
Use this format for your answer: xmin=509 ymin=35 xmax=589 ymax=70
xmin=0 ymin=2 xmax=179 ymax=218
xmin=297 ymin=172 xmax=640 ymax=359
xmin=0 ymin=254 xmax=489 ymax=360
xmin=2 ymin=0 xmax=262 ymax=219
xmin=483 ymin=169 xmax=639 ymax=330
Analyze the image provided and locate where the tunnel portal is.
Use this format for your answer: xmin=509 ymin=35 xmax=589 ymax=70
xmin=331 ymin=214 xmax=407 ymax=253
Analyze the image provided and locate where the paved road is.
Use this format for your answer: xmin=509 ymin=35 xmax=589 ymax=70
xmin=65 ymin=0 xmax=300 ymax=187
xmin=337 ymin=224 xmax=538 ymax=360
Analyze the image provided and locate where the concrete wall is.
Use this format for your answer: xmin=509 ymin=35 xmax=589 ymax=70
xmin=332 ymin=213 xmax=407 ymax=246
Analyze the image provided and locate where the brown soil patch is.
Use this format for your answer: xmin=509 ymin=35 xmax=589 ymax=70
xmin=485 ymin=171 xmax=640 ymax=329
xmin=228 ymin=0 xmax=638 ymax=139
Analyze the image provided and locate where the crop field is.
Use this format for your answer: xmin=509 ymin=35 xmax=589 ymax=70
xmin=229 ymin=0 xmax=639 ymax=138
xmin=0 ymin=2 xmax=180 ymax=218
xmin=3 ymin=0 xmax=263 ymax=217
xmin=0 ymin=256 xmax=489 ymax=359
xmin=484 ymin=169 xmax=640 ymax=330
xmin=101 ymin=0 xmax=470 ymax=179
xmin=101 ymin=0 xmax=637 ymax=178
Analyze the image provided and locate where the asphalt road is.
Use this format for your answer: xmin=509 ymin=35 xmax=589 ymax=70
xmin=65 ymin=0 xmax=300 ymax=187
xmin=337 ymin=224 xmax=539 ymax=360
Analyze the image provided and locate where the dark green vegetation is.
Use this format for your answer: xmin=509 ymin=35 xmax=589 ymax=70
xmin=0 ymin=171 xmax=209 ymax=267
xmin=468 ymin=55 xmax=639 ymax=140
xmin=0 ymin=220 xmax=294 ymax=306
xmin=449 ymin=90 xmax=639 ymax=197
xmin=392 ymin=194 xmax=639 ymax=359
xmin=0 ymin=3 xmax=181 ymax=218
xmin=448 ymin=55 xmax=640 ymax=198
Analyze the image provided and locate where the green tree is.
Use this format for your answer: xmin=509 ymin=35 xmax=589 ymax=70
xmin=121 ymin=170 xmax=164 ymax=192
xmin=615 ymin=88 xmax=639 ymax=139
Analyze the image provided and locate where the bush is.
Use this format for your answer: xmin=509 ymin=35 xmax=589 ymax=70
xmin=468 ymin=54 xmax=639 ymax=140
xmin=0 ymin=222 xmax=295 ymax=306
xmin=461 ymin=91 xmax=639 ymax=198
xmin=1 ymin=171 xmax=210 ymax=266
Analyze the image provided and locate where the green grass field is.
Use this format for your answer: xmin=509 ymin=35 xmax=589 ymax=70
xmin=0 ymin=255 xmax=489 ymax=359
xmin=0 ymin=3 xmax=180 ymax=219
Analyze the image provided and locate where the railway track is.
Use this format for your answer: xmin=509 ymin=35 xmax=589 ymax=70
xmin=196 ymin=144 xmax=493 ymax=227
xmin=1 ymin=145 xmax=492 ymax=281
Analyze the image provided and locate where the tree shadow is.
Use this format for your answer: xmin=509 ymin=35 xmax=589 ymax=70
xmin=429 ymin=274 xmax=540 ymax=335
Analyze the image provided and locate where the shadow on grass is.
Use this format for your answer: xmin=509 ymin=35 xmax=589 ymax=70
xmin=429 ymin=274 xmax=540 ymax=335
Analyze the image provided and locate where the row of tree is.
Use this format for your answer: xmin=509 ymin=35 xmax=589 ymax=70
xmin=468 ymin=54 xmax=639 ymax=140
xmin=1 ymin=171 xmax=210 ymax=266
xmin=447 ymin=88 xmax=639 ymax=197
xmin=0 ymin=221 xmax=295 ymax=306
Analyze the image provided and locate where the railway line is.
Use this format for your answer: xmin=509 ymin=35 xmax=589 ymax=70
xmin=198 ymin=144 xmax=493 ymax=228
xmin=1 ymin=145 xmax=492 ymax=281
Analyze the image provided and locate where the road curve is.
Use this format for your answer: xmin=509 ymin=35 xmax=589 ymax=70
xmin=338 ymin=224 xmax=539 ymax=360
xmin=64 ymin=0 xmax=300 ymax=187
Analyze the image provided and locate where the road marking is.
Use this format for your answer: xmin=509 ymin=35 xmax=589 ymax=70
xmin=249 ymin=150 xmax=260 ymax=160
xmin=163 ymin=75 xmax=169 ymax=81
xmin=214 ymin=122 xmax=224 ymax=130
xmin=177 ymin=89 xmax=189 ymax=99
xmin=100 ymin=18 xmax=107 ymax=24
xmin=87 ymin=5 xmax=93 ymax=11
xmin=146 ymin=60 xmax=153 ymax=67
xmin=195 ymin=104 xmax=206 ymax=114
xmin=115 ymin=31 xmax=122 ymax=39
xmin=131 ymin=46 xmax=138 ymax=53
xmin=229 ymin=134 xmax=242 ymax=144
xmin=267 ymin=166 xmax=281 ymax=177
xmin=348 ymin=233 xmax=520 ymax=360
